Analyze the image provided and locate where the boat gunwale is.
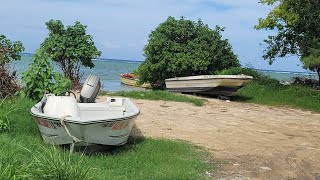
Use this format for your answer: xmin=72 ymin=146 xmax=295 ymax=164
xmin=165 ymin=75 xmax=254 ymax=81
xmin=30 ymin=110 xmax=140 ymax=125
xmin=30 ymin=98 xmax=140 ymax=125
xmin=120 ymin=74 xmax=137 ymax=81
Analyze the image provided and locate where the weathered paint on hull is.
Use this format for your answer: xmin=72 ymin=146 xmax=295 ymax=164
xmin=33 ymin=115 xmax=137 ymax=146
xmin=167 ymin=86 xmax=242 ymax=96
xmin=165 ymin=75 xmax=253 ymax=96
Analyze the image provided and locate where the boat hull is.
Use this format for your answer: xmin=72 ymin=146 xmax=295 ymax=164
xmin=31 ymin=96 xmax=140 ymax=146
xmin=165 ymin=75 xmax=253 ymax=96
xmin=120 ymin=73 xmax=150 ymax=88
xmin=166 ymin=86 xmax=242 ymax=96
xmin=32 ymin=115 xmax=137 ymax=146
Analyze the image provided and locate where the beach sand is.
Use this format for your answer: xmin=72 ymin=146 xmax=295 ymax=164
xmin=96 ymin=96 xmax=320 ymax=179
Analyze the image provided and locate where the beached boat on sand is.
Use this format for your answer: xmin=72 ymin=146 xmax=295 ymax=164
xmin=31 ymin=95 xmax=139 ymax=146
xmin=120 ymin=73 xmax=150 ymax=88
xmin=165 ymin=75 xmax=253 ymax=96
xmin=31 ymin=74 xmax=140 ymax=147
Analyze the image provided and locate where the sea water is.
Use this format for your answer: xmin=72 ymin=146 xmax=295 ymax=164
xmin=11 ymin=55 xmax=143 ymax=91
xmin=10 ymin=55 xmax=318 ymax=91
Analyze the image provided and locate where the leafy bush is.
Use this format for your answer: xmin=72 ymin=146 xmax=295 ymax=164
xmin=0 ymin=34 xmax=24 ymax=66
xmin=39 ymin=20 xmax=101 ymax=89
xmin=137 ymin=16 xmax=239 ymax=89
xmin=22 ymin=50 xmax=71 ymax=100
xmin=0 ymin=34 xmax=24 ymax=97
xmin=292 ymin=77 xmax=319 ymax=89
xmin=0 ymin=66 xmax=20 ymax=97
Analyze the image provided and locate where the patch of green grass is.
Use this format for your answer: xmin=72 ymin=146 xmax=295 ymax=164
xmin=110 ymin=90 xmax=207 ymax=106
xmin=234 ymin=81 xmax=320 ymax=112
xmin=0 ymin=97 xmax=215 ymax=179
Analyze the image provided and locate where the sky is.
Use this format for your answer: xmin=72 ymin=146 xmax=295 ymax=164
xmin=0 ymin=0 xmax=307 ymax=72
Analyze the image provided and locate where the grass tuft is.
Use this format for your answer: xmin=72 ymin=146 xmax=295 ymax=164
xmin=234 ymin=80 xmax=320 ymax=112
xmin=109 ymin=90 xmax=207 ymax=106
xmin=0 ymin=97 xmax=215 ymax=179
xmin=30 ymin=146 xmax=92 ymax=180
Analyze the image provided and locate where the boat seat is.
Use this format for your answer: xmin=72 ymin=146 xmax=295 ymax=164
xmin=78 ymin=104 xmax=126 ymax=112
xmin=43 ymin=96 xmax=80 ymax=117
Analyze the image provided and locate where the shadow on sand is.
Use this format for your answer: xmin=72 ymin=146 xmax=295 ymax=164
xmin=61 ymin=123 xmax=145 ymax=155
xmin=231 ymin=95 xmax=253 ymax=102
xmin=187 ymin=92 xmax=253 ymax=102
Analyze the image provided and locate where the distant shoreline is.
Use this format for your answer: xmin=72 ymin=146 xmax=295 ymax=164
xmin=20 ymin=52 xmax=143 ymax=63
xmin=19 ymin=53 xmax=316 ymax=75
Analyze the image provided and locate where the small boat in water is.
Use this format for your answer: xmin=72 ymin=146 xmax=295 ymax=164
xmin=165 ymin=75 xmax=253 ymax=96
xmin=120 ymin=73 xmax=150 ymax=88
xmin=31 ymin=74 xmax=140 ymax=147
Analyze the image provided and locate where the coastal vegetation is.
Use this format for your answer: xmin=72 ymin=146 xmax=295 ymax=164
xmin=0 ymin=98 xmax=214 ymax=179
xmin=235 ymin=79 xmax=320 ymax=112
xmin=218 ymin=67 xmax=320 ymax=112
xmin=109 ymin=90 xmax=207 ymax=106
xmin=137 ymin=16 xmax=239 ymax=89
xmin=21 ymin=49 xmax=71 ymax=100
xmin=38 ymin=20 xmax=101 ymax=88
xmin=0 ymin=34 xmax=24 ymax=97
xmin=1 ymin=1 xmax=320 ymax=178
xmin=256 ymin=0 xmax=320 ymax=85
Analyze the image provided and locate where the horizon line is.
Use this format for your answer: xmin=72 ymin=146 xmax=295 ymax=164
xmin=20 ymin=53 xmax=316 ymax=74
xmin=20 ymin=52 xmax=144 ymax=62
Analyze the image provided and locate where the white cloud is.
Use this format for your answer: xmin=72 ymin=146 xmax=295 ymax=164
xmin=128 ymin=43 xmax=138 ymax=48
xmin=104 ymin=41 xmax=121 ymax=49
xmin=0 ymin=0 xmax=302 ymax=71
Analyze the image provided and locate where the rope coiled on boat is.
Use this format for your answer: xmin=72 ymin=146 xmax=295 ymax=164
xmin=60 ymin=115 xmax=82 ymax=153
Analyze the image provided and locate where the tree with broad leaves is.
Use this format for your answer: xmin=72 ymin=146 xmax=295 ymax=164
xmin=40 ymin=20 xmax=101 ymax=88
xmin=255 ymin=0 xmax=320 ymax=85
xmin=0 ymin=34 xmax=24 ymax=97
xmin=137 ymin=16 xmax=239 ymax=89
xmin=0 ymin=34 xmax=24 ymax=66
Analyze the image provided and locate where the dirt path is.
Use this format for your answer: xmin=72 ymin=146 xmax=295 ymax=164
xmin=99 ymin=96 xmax=320 ymax=179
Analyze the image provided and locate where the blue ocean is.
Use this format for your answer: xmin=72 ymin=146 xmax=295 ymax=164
xmin=11 ymin=55 xmax=317 ymax=91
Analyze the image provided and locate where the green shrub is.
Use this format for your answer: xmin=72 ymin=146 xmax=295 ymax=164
xmin=137 ymin=16 xmax=239 ymax=89
xmin=39 ymin=20 xmax=101 ymax=88
xmin=22 ymin=49 xmax=71 ymax=100
xmin=0 ymin=34 xmax=24 ymax=98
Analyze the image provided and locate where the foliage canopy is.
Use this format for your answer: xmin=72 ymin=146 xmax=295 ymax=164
xmin=39 ymin=20 xmax=101 ymax=88
xmin=137 ymin=16 xmax=239 ymax=89
xmin=255 ymin=0 xmax=320 ymax=82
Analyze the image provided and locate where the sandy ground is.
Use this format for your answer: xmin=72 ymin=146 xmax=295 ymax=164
xmin=97 ymin=96 xmax=320 ymax=180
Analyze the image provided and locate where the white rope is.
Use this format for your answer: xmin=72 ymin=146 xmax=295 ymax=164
xmin=60 ymin=115 xmax=82 ymax=153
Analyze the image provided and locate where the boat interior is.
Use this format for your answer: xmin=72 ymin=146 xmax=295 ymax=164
xmin=33 ymin=96 xmax=138 ymax=123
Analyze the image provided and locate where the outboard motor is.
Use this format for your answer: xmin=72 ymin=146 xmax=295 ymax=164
xmin=80 ymin=74 xmax=101 ymax=103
